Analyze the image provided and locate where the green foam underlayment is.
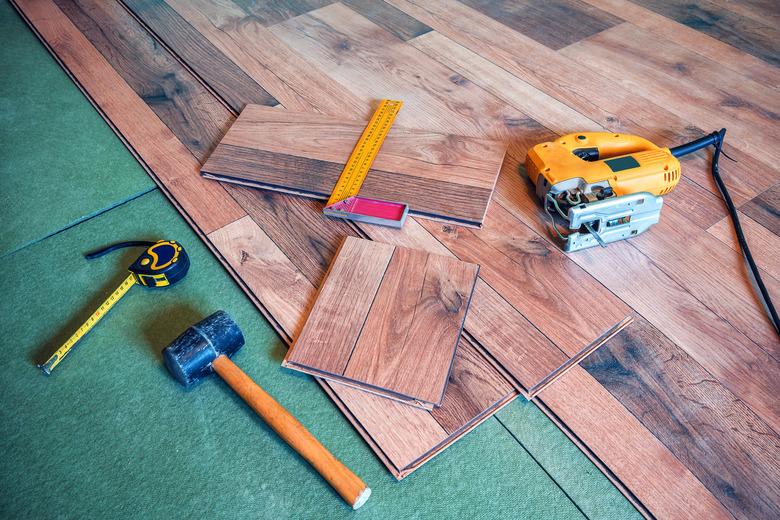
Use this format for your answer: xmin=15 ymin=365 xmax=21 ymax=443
xmin=0 ymin=0 xmax=155 ymax=257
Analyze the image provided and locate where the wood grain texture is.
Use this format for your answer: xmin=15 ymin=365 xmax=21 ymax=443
xmin=459 ymin=0 xmax=622 ymax=50
xmin=201 ymin=104 xmax=506 ymax=227
xmin=631 ymin=0 xmax=780 ymax=67
xmin=286 ymin=237 xmax=395 ymax=376
xmin=341 ymin=0 xmax=431 ymax=41
xmin=285 ymin=237 xmax=479 ymax=408
xmin=580 ymin=0 xmax=780 ymax=88
xmin=741 ymin=183 xmax=780 ymax=236
xmin=582 ymin=317 xmax=780 ymax=520
xmin=52 ymin=0 xmax=233 ymax=163
xmin=536 ymin=360 xmax=732 ymax=520
xmin=166 ymin=0 xmax=369 ymax=115
xmin=708 ymin=212 xmax=780 ymax=281
xmin=230 ymin=0 xmax=333 ymax=26
xmin=121 ymin=0 xmax=278 ymax=112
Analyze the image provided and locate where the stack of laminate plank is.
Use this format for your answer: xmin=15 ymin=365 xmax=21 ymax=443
xmin=14 ymin=1 xmax=779 ymax=518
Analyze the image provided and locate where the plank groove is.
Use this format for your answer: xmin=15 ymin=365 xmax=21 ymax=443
xmin=201 ymin=104 xmax=507 ymax=227
xmin=121 ymin=0 xmax=278 ymax=112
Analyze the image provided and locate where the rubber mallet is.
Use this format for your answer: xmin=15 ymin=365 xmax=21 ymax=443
xmin=162 ymin=311 xmax=371 ymax=509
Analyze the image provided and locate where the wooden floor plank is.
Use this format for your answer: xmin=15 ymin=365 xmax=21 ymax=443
xmin=14 ymin=0 xmax=243 ymax=235
xmin=285 ymin=237 xmax=395 ymax=375
xmin=741 ymin=183 xmax=780 ymax=236
xmin=629 ymin=205 xmax=780 ymax=357
xmin=581 ymin=0 xmax=780 ymax=88
xmin=225 ymin=185 xmax=359 ymax=285
xmin=166 ymin=0 xmax=369 ymax=115
xmin=459 ymin=0 xmax=623 ymax=50
xmin=121 ymin=0 xmax=278 ymax=112
xmin=52 ymin=0 xmax=233 ymax=163
xmin=630 ymin=0 xmax=780 ymax=67
xmin=708 ymin=212 xmax=780 ymax=281
xmin=420 ymin=202 xmax=630 ymax=357
xmin=537 ymin=361 xmax=732 ymax=520
xmin=341 ymin=0 xmax=432 ymax=41
xmin=230 ymin=0 xmax=334 ymax=26
xmin=582 ymin=317 xmax=780 ymax=520
xmin=208 ymin=215 xmax=316 ymax=339
xmin=201 ymin=104 xmax=507 ymax=226
xmin=286 ymin=237 xmax=479 ymax=408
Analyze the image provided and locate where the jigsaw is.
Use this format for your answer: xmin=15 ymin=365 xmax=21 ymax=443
xmin=526 ymin=130 xmax=723 ymax=252
xmin=526 ymin=128 xmax=778 ymax=336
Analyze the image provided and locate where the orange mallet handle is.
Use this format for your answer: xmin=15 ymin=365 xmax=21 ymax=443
xmin=211 ymin=355 xmax=371 ymax=509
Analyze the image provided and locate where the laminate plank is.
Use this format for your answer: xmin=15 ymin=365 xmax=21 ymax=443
xmin=706 ymin=0 xmax=780 ymax=26
xmin=11 ymin=0 xmax=526 ymax=482
xmin=52 ymin=0 xmax=232 ymax=163
xmin=343 ymin=249 xmax=471 ymax=402
xmin=741 ymin=183 xmax=780 ymax=236
xmin=581 ymin=0 xmax=780 ymax=89
xmin=225 ymin=184 xmax=359 ymax=285
xmin=536 ymin=362 xmax=732 ymax=520
xmin=286 ymin=237 xmax=479 ymax=407
xmin=409 ymin=31 xmax=600 ymax=135
xmin=582 ymin=317 xmax=780 ymax=520
xmin=708 ymin=212 xmax=780 ymax=281
xmin=207 ymin=215 xmax=316 ymax=338
xmin=201 ymin=104 xmax=506 ymax=226
xmin=420 ymin=202 xmax=631 ymax=357
xmin=286 ymin=237 xmax=395 ymax=375
xmin=341 ymin=0 xmax=431 ymax=42
xmin=431 ymin=335 xmax=516 ymax=434
xmin=459 ymin=0 xmax=622 ymax=50
xmin=269 ymin=2 xmax=542 ymax=141
xmin=631 ymin=0 xmax=780 ymax=67
xmin=630 ymin=205 xmax=780 ymax=357
xmin=231 ymin=0 xmax=333 ymax=26
xmin=13 ymin=0 xmax=243 ymax=235
xmin=166 ymin=0 xmax=368 ymax=115
xmin=121 ymin=0 xmax=278 ymax=112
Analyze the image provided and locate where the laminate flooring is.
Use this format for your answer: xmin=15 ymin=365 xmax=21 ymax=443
xmin=14 ymin=0 xmax=779 ymax=517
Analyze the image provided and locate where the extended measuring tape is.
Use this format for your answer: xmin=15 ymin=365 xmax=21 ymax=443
xmin=323 ymin=99 xmax=409 ymax=228
xmin=39 ymin=240 xmax=189 ymax=374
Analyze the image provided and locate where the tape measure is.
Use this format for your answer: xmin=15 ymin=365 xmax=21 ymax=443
xmin=39 ymin=240 xmax=189 ymax=374
xmin=324 ymin=99 xmax=409 ymax=228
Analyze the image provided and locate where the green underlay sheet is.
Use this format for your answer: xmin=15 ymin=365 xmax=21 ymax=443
xmin=0 ymin=0 xmax=155 ymax=257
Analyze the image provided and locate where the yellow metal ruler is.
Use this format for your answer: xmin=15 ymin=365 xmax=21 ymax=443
xmin=326 ymin=99 xmax=403 ymax=207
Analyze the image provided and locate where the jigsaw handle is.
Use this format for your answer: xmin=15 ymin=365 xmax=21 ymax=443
xmin=555 ymin=132 xmax=661 ymax=160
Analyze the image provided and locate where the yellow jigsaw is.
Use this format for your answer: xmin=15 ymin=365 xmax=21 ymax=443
xmin=525 ymin=131 xmax=721 ymax=251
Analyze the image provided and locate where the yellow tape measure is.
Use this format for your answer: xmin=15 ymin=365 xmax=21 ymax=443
xmin=39 ymin=274 xmax=136 ymax=374
xmin=326 ymin=99 xmax=403 ymax=207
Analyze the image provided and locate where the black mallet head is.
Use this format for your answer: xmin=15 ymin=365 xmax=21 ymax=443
xmin=163 ymin=311 xmax=245 ymax=387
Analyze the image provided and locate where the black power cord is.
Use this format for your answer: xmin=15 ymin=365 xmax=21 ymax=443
xmin=672 ymin=129 xmax=779 ymax=337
